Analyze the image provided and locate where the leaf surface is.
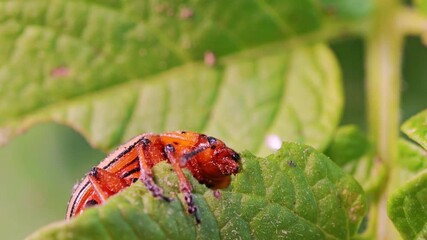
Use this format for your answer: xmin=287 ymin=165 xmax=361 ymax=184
xmin=324 ymin=125 xmax=370 ymax=167
xmin=0 ymin=0 xmax=352 ymax=155
xmin=0 ymin=42 xmax=343 ymax=155
xmin=388 ymin=170 xmax=427 ymax=240
xmin=27 ymin=143 xmax=367 ymax=240
xmin=323 ymin=125 xmax=387 ymax=197
xmin=388 ymin=110 xmax=427 ymax=239
xmin=402 ymin=109 xmax=427 ymax=150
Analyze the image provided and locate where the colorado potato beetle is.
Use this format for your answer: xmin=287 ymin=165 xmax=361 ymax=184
xmin=66 ymin=131 xmax=241 ymax=223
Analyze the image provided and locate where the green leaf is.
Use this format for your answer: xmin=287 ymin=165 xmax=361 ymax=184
xmin=387 ymin=110 xmax=427 ymax=239
xmin=323 ymin=125 xmax=386 ymax=198
xmin=387 ymin=139 xmax=427 ymax=198
xmin=319 ymin=0 xmax=373 ymax=19
xmin=324 ymin=125 xmax=370 ymax=167
xmin=388 ymin=170 xmax=427 ymax=240
xmin=0 ymin=1 xmax=347 ymax=155
xmin=0 ymin=41 xmax=343 ymax=155
xmin=402 ymin=109 xmax=427 ymax=150
xmin=398 ymin=139 xmax=427 ymax=173
xmin=27 ymin=142 xmax=366 ymax=240
xmin=0 ymin=1 xmax=354 ymax=238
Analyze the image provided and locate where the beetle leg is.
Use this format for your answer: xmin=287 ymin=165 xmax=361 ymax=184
xmin=137 ymin=138 xmax=171 ymax=202
xmin=88 ymin=167 xmax=128 ymax=203
xmin=180 ymin=136 xmax=218 ymax=167
xmin=165 ymin=144 xmax=201 ymax=224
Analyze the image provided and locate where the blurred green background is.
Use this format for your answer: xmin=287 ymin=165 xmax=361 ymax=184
xmin=0 ymin=36 xmax=426 ymax=239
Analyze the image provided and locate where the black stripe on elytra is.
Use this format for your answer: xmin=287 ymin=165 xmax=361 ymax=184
xmin=121 ymin=167 xmax=141 ymax=178
xmin=103 ymin=136 xmax=147 ymax=170
xmin=69 ymin=136 xmax=147 ymax=218
xmin=120 ymin=157 xmax=139 ymax=169
xmin=69 ymin=180 xmax=90 ymax=218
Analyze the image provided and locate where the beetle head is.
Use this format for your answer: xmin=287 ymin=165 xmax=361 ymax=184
xmin=189 ymin=136 xmax=241 ymax=189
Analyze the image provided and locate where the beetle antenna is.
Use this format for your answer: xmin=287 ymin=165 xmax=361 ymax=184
xmin=180 ymin=145 xmax=210 ymax=166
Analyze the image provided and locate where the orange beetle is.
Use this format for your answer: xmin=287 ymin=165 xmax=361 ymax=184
xmin=66 ymin=131 xmax=240 ymax=223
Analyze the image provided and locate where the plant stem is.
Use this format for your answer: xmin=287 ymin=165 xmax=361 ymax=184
xmin=366 ymin=0 xmax=403 ymax=239
xmin=399 ymin=8 xmax=427 ymax=36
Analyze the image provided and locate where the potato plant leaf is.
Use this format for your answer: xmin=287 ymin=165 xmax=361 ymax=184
xmin=387 ymin=110 xmax=427 ymax=239
xmin=0 ymin=1 xmax=366 ymax=238
xmin=0 ymin=0 xmax=348 ymax=156
xmin=402 ymin=109 xmax=427 ymax=150
xmin=323 ymin=125 xmax=387 ymax=197
xmin=324 ymin=125 xmax=370 ymax=167
xmin=388 ymin=170 xmax=427 ymax=240
xmin=26 ymin=142 xmax=367 ymax=240
xmin=398 ymin=139 xmax=427 ymax=173
xmin=0 ymin=42 xmax=342 ymax=156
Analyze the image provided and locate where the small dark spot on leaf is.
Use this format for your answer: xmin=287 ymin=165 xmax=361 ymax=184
xmin=287 ymin=160 xmax=297 ymax=167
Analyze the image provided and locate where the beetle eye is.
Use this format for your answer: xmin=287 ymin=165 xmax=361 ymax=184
xmin=165 ymin=144 xmax=175 ymax=152
xmin=231 ymin=152 xmax=240 ymax=162
xmin=207 ymin=136 xmax=217 ymax=145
